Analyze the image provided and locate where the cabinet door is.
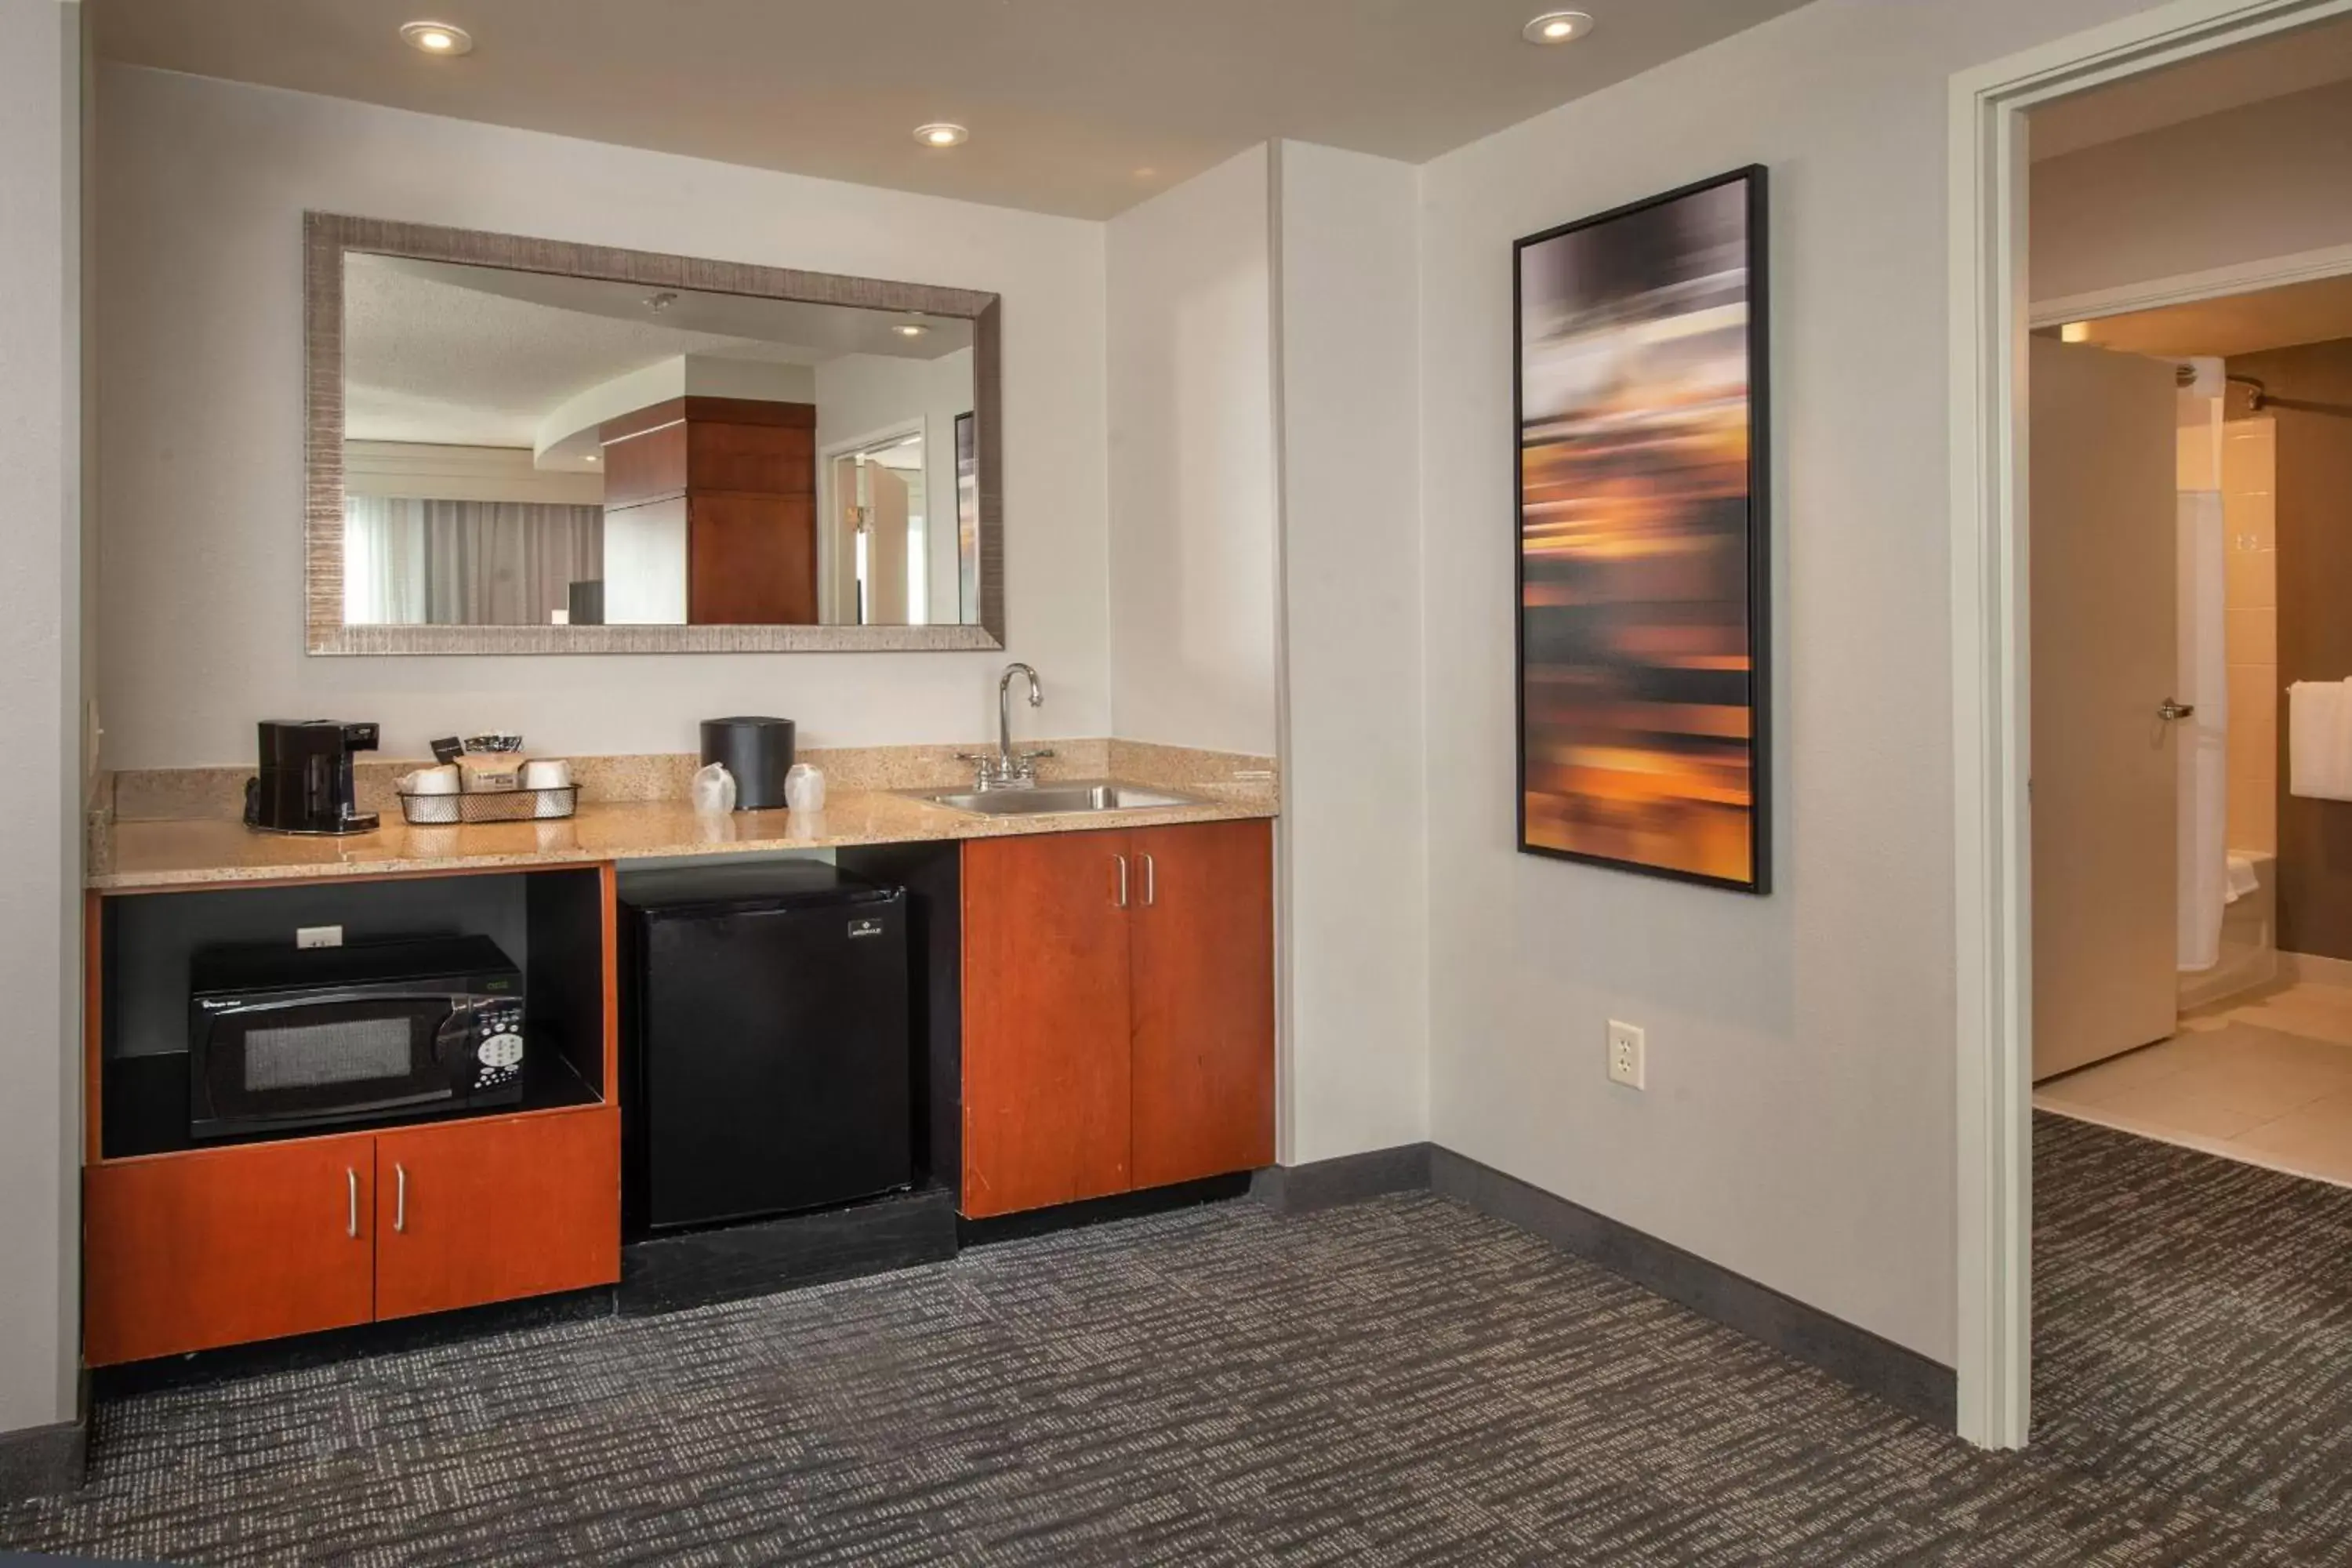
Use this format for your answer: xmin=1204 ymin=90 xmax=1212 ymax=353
xmin=1129 ymin=820 xmax=1276 ymax=1189
xmin=961 ymin=832 xmax=1135 ymax=1218
xmin=84 ymin=1135 xmax=376 ymax=1366
xmin=374 ymin=1108 xmax=619 ymax=1321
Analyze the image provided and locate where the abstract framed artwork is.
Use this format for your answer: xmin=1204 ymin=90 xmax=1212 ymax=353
xmin=1514 ymin=165 xmax=1771 ymax=893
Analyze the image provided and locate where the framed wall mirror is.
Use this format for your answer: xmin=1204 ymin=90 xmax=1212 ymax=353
xmin=305 ymin=213 xmax=1004 ymax=654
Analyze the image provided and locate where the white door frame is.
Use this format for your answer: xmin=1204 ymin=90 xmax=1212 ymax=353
xmin=1948 ymin=0 xmax=2352 ymax=1450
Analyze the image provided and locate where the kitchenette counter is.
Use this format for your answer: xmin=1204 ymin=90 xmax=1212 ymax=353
xmin=88 ymin=741 xmax=1279 ymax=891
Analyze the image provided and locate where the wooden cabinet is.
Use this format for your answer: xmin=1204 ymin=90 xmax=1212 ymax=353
xmin=84 ymin=1134 xmax=376 ymax=1367
xmin=375 ymin=1109 xmax=619 ymax=1322
xmin=960 ymin=819 xmax=1275 ymax=1219
xmin=961 ymin=832 xmax=1135 ymax=1217
xmin=1128 ymin=821 xmax=1277 ymax=1189
xmin=82 ymin=1110 xmax=619 ymax=1365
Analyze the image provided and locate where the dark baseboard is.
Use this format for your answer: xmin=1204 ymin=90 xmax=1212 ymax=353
xmin=1251 ymin=1143 xmax=1434 ymax=1214
xmin=1428 ymin=1147 xmax=1958 ymax=1428
xmin=957 ymin=1173 xmax=1252 ymax=1248
xmin=0 ymin=1414 xmax=87 ymax=1504
xmin=619 ymin=1184 xmax=959 ymax=1317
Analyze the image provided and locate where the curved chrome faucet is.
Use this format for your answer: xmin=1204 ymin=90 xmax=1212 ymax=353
xmin=960 ymin=663 xmax=1054 ymax=789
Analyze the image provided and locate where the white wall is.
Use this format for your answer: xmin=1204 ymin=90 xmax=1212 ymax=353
xmin=1272 ymin=141 xmax=1430 ymax=1163
xmin=0 ymin=0 xmax=83 ymax=1439
xmin=1416 ymin=0 xmax=2153 ymax=1364
xmin=1105 ymin=146 xmax=1281 ymax=757
xmin=2033 ymin=78 xmax=2352 ymax=308
xmin=96 ymin=65 xmax=1109 ymax=768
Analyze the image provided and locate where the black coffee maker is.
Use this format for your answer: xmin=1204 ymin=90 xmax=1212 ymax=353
xmin=244 ymin=720 xmax=382 ymax=835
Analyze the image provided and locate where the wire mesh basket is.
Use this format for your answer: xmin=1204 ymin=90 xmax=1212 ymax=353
xmin=397 ymin=786 xmax=579 ymax=826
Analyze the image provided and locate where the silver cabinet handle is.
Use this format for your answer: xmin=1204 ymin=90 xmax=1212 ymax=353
xmin=1142 ymin=853 xmax=1156 ymax=907
xmin=394 ymin=1164 xmax=408 ymax=1233
xmin=1116 ymin=854 xmax=1130 ymax=908
xmin=346 ymin=1168 xmax=359 ymax=1239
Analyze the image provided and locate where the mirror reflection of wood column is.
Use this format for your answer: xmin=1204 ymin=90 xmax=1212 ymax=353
xmin=598 ymin=397 xmax=818 ymax=625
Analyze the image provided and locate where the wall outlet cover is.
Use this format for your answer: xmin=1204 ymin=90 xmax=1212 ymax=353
xmin=1607 ymin=1020 xmax=1646 ymax=1090
xmin=296 ymin=925 xmax=344 ymax=949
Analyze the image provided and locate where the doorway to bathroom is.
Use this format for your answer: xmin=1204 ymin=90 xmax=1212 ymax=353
xmin=2025 ymin=276 xmax=2352 ymax=1189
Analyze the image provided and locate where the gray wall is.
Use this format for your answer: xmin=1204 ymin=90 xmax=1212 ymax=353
xmin=2235 ymin=341 xmax=2352 ymax=961
xmin=0 ymin=0 xmax=85 ymax=1439
xmin=1415 ymin=0 xmax=2154 ymax=1366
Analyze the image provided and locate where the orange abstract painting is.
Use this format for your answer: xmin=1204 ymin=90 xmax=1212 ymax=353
xmin=1515 ymin=169 xmax=1769 ymax=891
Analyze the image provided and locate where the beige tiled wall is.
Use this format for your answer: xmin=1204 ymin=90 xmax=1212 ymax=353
xmin=2223 ymin=418 xmax=2278 ymax=854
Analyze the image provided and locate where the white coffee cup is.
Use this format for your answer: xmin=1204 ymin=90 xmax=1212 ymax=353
xmin=521 ymin=758 xmax=573 ymax=791
xmin=405 ymin=765 xmax=461 ymax=795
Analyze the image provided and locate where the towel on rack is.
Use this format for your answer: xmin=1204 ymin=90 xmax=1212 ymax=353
xmin=2288 ymin=679 xmax=2352 ymax=800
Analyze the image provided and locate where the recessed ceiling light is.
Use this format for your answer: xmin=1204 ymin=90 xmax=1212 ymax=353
xmin=895 ymin=322 xmax=929 ymax=338
xmin=915 ymin=122 xmax=969 ymax=149
xmin=400 ymin=20 xmax=474 ymax=56
xmin=1522 ymin=10 xmax=1594 ymax=45
xmin=585 ymin=454 xmax=599 ymax=463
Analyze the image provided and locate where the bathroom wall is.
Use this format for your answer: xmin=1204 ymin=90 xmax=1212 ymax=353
xmin=1103 ymin=146 xmax=1281 ymax=757
xmin=94 ymin=64 xmax=1113 ymax=768
xmin=2223 ymin=418 xmax=2278 ymax=855
xmin=2234 ymin=338 xmax=2352 ymax=960
xmin=2032 ymin=78 xmax=2352 ymax=310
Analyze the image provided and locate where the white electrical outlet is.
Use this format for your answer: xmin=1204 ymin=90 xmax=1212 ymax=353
xmin=296 ymin=925 xmax=344 ymax=950
xmin=1606 ymin=1020 xmax=1646 ymax=1090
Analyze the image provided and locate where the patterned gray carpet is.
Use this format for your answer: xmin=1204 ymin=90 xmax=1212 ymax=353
xmin=4 ymin=1114 xmax=2349 ymax=1565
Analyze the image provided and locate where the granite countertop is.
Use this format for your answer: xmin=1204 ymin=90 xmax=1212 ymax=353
xmin=90 ymin=745 xmax=1279 ymax=891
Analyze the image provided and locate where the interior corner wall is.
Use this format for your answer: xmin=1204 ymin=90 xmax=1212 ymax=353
xmin=1272 ymin=140 xmax=1430 ymax=1163
xmin=0 ymin=0 xmax=85 ymax=1438
xmin=2235 ymin=339 xmax=2352 ymax=961
xmin=1105 ymin=145 xmax=1280 ymax=757
xmin=94 ymin=64 xmax=1112 ymax=768
xmin=1412 ymin=0 xmax=2157 ymax=1367
xmin=2031 ymin=78 xmax=2352 ymax=308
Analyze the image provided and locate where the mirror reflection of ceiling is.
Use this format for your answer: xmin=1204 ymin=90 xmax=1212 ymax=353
xmin=2064 ymin=272 xmax=2352 ymax=361
xmin=2028 ymin=12 xmax=2352 ymax=161
xmin=342 ymin=255 xmax=971 ymax=448
xmin=93 ymin=0 xmax=1812 ymax=220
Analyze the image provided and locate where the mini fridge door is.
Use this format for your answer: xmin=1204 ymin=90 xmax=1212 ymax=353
xmin=633 ymin=883 xmax=912 ymax=1231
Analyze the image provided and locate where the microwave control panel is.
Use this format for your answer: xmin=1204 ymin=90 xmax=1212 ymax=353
xmin=474 ymin=1001 xmax=526 ymax=1086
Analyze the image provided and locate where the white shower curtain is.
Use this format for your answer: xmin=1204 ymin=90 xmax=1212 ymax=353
xmin=2176 ymin=358 xmax=2230 ymax=973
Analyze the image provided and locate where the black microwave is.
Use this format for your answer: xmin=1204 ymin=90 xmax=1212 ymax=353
xmin=187 ymin=935 xmax=525 ymax=1140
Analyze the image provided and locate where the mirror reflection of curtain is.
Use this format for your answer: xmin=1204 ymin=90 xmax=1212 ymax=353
xmin=344 ymin=496 xmax=604 ymax=626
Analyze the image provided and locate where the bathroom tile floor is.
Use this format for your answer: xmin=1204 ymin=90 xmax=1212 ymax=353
xmin=2036 ymin=979 xmax=2352 ymax=1187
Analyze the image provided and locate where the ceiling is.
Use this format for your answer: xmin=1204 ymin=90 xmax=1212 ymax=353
xmin=2067 ymin=271 xmax=2352 ymax=360
xmin=344 ymin=256 xmax=966 ymax=447
xmin=2029 ymin=12 xmax=2352 ymax=161
xmin=91 ymin=0 xmax=1811 ymax=220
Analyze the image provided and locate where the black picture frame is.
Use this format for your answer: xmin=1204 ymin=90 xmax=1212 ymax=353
xmin=1512 ymin=165 xmax=1772 ymax=894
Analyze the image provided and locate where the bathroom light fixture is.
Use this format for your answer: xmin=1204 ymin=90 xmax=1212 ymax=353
xmin=894 ymin=322 xmax=929 ymax=338
xmin=399 ymin=20 xmax=474 ymax=56
xmin=915 ymin=122 xmax=969 ymax=149
xmin=2060 ymin=321 xmax=2091 ymax=343
xmin=1522 ymin=10 xmax=1594 ymax=44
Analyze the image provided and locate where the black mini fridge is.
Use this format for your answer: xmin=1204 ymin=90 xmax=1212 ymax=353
xmin=621 ymin=861 xmax=912 ymax=1233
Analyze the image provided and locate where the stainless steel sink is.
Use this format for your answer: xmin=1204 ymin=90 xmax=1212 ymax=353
xmin=915 ymin=781 xmax=1206 ymax=817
